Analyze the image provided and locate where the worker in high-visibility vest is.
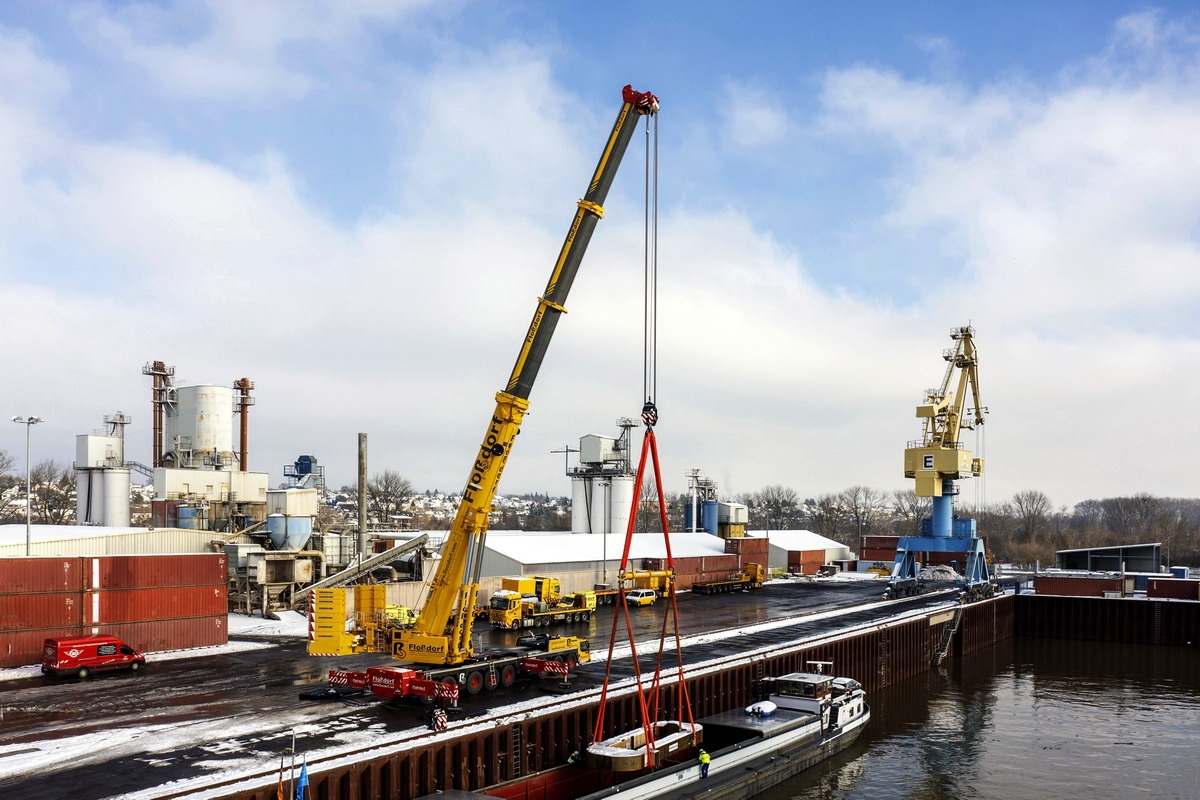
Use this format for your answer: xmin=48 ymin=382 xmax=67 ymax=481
xmin=698 ymin=749 xmax=711 ymax=778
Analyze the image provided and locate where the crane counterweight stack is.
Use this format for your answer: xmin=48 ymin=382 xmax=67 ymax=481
xmin=886 ymin=326 xmax=997 ymax=602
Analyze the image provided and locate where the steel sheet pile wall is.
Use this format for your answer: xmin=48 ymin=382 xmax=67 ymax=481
xmin=1015 ymin=594 xmax=1200 ymax=645
xmin=211 ymin=595 xmax=1014 ymax=800
xmin=0 ymin=554 xmax=227 ymax=667
xmin=956 ymin=592 xmax=1015 ymax=658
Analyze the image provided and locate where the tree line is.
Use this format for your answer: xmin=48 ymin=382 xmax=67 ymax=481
xmin=634 ymin=482 xmax=1200 ymax=569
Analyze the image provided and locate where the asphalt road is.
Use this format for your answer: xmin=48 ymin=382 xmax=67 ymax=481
xmin=0 ymin=580 xmax=897 ymax=800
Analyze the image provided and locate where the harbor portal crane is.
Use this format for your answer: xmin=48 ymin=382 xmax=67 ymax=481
xmin=885 ymin=326 xmax=997 ymax=601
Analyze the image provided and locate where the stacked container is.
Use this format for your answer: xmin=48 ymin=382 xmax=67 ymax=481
xmin=0 ymin=557 xmax=83 ymax=668
xmin=0 ymin=554 xmax=227 ymax=667
xmin=1147 ymin=577 xmax=1200 ymax=600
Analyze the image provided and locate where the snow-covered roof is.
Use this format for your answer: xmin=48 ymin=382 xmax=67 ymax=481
xmin=0 ymin=524 xmax=192 ymax=545
xmin=482 ymin=531 xmax=729 ymax=566
xmin=754 ymin=530 xmax=847 ymax=552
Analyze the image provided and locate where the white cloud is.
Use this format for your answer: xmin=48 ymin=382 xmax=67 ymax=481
xmin=73 ymin=0 xmax=445 ymax=101
xmin=3 ymin=9 xmax=1200 ymax=512
xmin=719 ymin=80 xmax=791 ymax=149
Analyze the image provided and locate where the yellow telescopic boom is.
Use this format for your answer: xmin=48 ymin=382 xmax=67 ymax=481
xmin=395 ymin=86 xmax=660 ymax=666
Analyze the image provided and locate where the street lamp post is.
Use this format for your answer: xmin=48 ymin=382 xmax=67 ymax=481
xmin=11 ymin=416 xmax=44 ymax=557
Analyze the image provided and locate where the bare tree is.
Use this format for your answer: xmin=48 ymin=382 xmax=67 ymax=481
xmin=839 ymin=485 xmax=889 ymax=538
xmin=755 ymin=485 xmax=800 ymax=530
xmin=0 ymin=449 xmax=14 ymax=475
xmin=890 ymin=489 xmax=931 ymax=536
xmin=1011 ymin=490 xmax=1053 ymax=542
xmin=367 ymin=470 xmax=414 ymax=526
xmin=808 ymin=493 xmax=846 ymax=543
xmin=30 ymin=460 xmax=74 ymax=524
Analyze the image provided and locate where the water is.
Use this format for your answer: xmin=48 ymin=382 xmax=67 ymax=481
xmin=759 ymin=638 xmax=1200 ymax=800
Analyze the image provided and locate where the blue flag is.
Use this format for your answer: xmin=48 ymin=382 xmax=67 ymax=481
xmin=295 ymin=757 xmax=309 ymax=800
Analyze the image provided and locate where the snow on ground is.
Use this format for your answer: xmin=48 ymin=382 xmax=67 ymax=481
xmin=0 ymin=612 xmax=309 ymax=682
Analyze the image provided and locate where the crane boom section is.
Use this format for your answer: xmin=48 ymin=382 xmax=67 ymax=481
xmin=398 ymin=87 xmax=658 ymax=667
xmin=904 ymin=326 xmax=986 ymax=497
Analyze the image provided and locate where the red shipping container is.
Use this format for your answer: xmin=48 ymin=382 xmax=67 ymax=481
xmin=91 ymin=616 xmax=228 ymax=653
xmin=0 ymin=557 xmax=83 ymax=594
xmin=0 ymin=625 xmax=79 ymax=668
xmin=800 ymin=563 xmax=823 ymax=576
xmin=0 ymin=592 xmax=83 ymax=632
xmin=84 ymin=586 xmax=227 ymax=625
xmin=1147 ymin=578 xmax=1200 ymax=600
xmin=861 ymin=536 xmax=901 ymax=549
xmin=674 ymin=574 xmax=694 ymax=591
xmin=1035 ymin=576 xmax=1124 ymax=597
xmin=641 ymin=558 xmax=664 ymax=571
xmin=83 ymin=554 xmax=227 ymax=590
xmin=701 ymin=555 xmax=738 ymax=572
xmin=860 ymin=548 xmax=898 ymax=561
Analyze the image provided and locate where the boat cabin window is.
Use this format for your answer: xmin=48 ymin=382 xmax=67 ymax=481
xmin=774 ymin=676 xmax=832 ymax=699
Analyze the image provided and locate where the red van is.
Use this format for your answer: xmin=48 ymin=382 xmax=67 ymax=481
xmin=42 ymin=635 xmax=146 ymax=678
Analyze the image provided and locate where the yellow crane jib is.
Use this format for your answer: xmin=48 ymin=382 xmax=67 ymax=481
xmin=393 ymin=86 xmax=658 ymax=667
xmin=903 ymin=326 xmax=986 ymax=498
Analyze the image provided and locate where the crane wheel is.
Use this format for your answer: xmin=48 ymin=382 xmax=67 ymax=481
xmin=510 ymin=620 xmax=520 ymax=630
xmin=466 ymin=671 xmax=485 ymax=695
xmin=485 ymin=670 xmax=500 ymax=691
xmin=500 ymin=664 xmax=517 ymax=687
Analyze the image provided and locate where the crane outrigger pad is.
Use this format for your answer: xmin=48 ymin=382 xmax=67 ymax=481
xmin=587 ymin=721 xmax=702 ymax=772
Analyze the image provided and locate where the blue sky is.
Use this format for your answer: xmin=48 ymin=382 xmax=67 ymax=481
xmin=4 ymin=1 xmax=1200 ymax=509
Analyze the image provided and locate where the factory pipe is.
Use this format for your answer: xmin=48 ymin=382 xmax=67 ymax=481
xmin=358 ymin=433 xmax=368 ymax=559
xmin=234 ymin=378 xmax=255 ymax=471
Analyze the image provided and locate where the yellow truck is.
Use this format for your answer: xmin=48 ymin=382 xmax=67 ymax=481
xmin=488 ymin=577 xmax=597 ymax=629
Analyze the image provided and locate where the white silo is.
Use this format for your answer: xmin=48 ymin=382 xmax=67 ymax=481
xmin=165 ymin=384 xmax=236 ymax=468
xmin=568 ymin=423 xmax=637 ymax=535
xmin=76 ymin=431 xmax=131 ymax=527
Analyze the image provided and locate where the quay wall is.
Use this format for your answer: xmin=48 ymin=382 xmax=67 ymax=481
xmin=205 ymin=594 xmax=1198 ymax=800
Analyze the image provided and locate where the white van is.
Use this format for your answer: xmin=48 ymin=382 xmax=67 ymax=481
xmin=625 ymin=589 xmax=657 ymax=607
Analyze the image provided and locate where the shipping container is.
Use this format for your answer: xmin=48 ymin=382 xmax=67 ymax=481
xmin=0 ymin=626 xmax=79 ymax=668
xmin=0 ymin=557 xmax=82 ymax=594
xmin=83 ymin=554 xmax=227 ymax=590
xmin=861 ymin=535 xmax=901 ymax=550
xmin=699 ymin=555 xmax=738 ymax=572
xmin=0 ymin=592 xmax=82 ymax=632
xmin=83 ymin=586 xmax=227 ymax=625
xmin=859 ymin=548 xmax=897 ymax=562
xmin=1035 ymin=575 xmax=1127 ymax=597
xmin=724 ymin=537 xmax=770 ymax=555
xmin=1147 ymin=578 xmax=1200 ymax=601
xmin=90 ymin=615 xmax=228 ymax=653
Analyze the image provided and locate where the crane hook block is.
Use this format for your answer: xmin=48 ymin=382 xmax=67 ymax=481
xmin=641 ymin=400 xmax=658 ymax=428
xmin=622 ymin=85 xmax=660 ymax=115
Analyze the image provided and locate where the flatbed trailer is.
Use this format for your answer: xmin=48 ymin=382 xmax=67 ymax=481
xmin=693 ymin=564 xmax=765 ymax=595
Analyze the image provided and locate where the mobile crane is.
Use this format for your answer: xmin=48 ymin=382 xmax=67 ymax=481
xmin=884 ymin=326 xmax=998 ymax=601
xmin=310 ymin=85 xmax=660 ymax=702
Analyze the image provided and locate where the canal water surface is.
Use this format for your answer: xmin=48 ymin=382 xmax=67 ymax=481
xmin=758 ymin=637 xmax=1200 ymax=800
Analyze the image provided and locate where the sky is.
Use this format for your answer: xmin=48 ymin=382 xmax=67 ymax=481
xmin=2 ymin=1 xmax=1200 ymax=511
